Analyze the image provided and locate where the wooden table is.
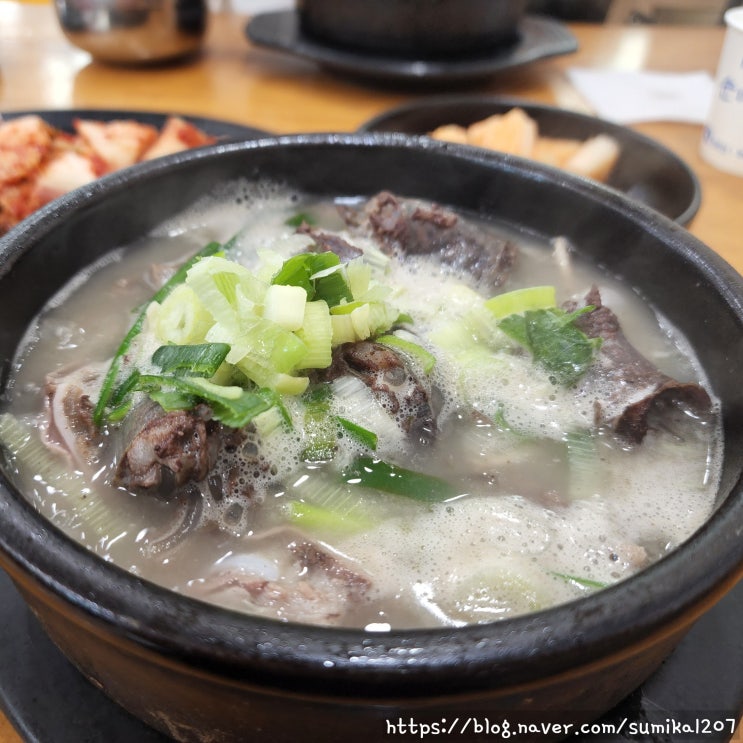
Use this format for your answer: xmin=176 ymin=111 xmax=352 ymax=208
xmin=0 ymin=4 xmax=741 ymax=741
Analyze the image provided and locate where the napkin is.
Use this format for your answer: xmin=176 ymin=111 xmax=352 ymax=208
xmin=566 ymin=68 xmax=715 ymax=124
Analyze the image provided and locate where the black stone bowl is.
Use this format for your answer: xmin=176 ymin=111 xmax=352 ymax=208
xmin=296 ymin=0 xmax=527 ymax=58
xmin=0 ymin=134 xmax=742 ymax=742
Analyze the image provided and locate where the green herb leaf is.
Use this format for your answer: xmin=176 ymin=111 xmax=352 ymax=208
xmin=272 ymin=252 xmax=352 ymax=307
xmin=285 ymin=212 xmax=317 ymax=228
xmin=499 ymin=307 xmax=601 ymax=386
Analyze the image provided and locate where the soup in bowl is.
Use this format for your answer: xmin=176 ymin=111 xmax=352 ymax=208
xmin=0 ymin=134 xmax=741 ymax=741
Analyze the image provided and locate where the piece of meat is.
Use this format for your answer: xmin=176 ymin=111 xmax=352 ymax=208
xmin=339 ymin=191 xmax=517 ymax=289
xmin=114 ymin=408 xmax=217 ymax=491
xmin=44 ymin=366 xmax=103 ymax=468
xmin=112 ymin=400 xmax=270 ymax=536
xmin=298 ymin=223 xmax=364 ymax=263
xmin=568 ymin=286 xmax=712 ymax=443
xmin=140 ymin=116 xmax=216 ymax=161
xmin=201 ymin=539 xmax=372 ymax=625
xmin=319 ymin=340 xmax=437 ymax=445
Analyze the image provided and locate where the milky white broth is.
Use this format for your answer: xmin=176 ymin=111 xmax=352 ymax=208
xmin=0 ymin=183 xmax=722 ymax=630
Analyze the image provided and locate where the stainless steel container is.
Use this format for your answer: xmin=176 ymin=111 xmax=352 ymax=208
xmin=54 ymin=0 xmax=207 ymax=65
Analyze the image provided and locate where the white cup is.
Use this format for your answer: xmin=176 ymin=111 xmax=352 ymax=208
xmin=700 ymin=6 xmax=743 ymax=177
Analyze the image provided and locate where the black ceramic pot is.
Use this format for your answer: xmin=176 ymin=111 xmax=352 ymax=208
xmin=0 ymin=134 xmax=742 ymax=743
xmin=296 ymin=0 xmax=527 ymax=58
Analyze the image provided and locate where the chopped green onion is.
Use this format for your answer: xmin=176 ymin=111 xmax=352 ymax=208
xmin=0 ymin=413 xmax=75 ymax=486
xmin=151 ymin=343 xmax=230 ymax=377
xmin=93 ymin=238 xmax=229 ymax=426
xmin=135 ymin=374 xmax=287 ymax=429
xmin=343 ymin=456 xmax=458 ymax=503
xmin=150 ymin=284 xmax=213 ymax=346
xmin=282 ymin=466 xmax=388 ymax=532
xmin=328 ymin=300 xmax=367 ymax=315
xmin=551 ymin=572 xmax=608 ymax=591
xmin=312 ymin=266 xmax=353 ymax=307
xmin=185 ymin=255 xmax=266 ymax=326
xmin=337 ymin=417 xmax=378 ymax=450
xmin=377 ymin=334 xmax=436 ymax=374
xmin=147 ymin=389 xmax=198 ymax=412
xmin=485 ymin=286 xmax=556 ymax=319
xmin=272 ymin=251 xmax=348 ymax=304
xmin=271 ymin=253 xmax=315 ymax=295
xmin=0 ymin=413 xmax=125 ymax=541
xmin=285 ymin=500 xmax=372 ymax=534
xmin=301 ymin=384 xmax=336 ymax=462
xmin=565 ymin=430 xmax=602 ymax=500
xmin=262 ymin=284 xmax=307 ymax=331
xmin=295 ymin=300 xmax=332 ymax=370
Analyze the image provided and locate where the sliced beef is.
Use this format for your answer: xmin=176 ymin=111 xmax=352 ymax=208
xmin=290 ymin=540 xmax=371 ymax=597
xmin=319 ymin=340 xmax=437 ymax=445
xmin=338 ymin=191 xmax=517 ymax=289
xmin=568 ymin=286 xmax=712 ymax=443
xmin=201 ymin=539 xmax=372 ymax=625
xmin=297 ymin=223 xmax=363 ymax=263
xmin=44 ymin=366 xmax=103 ymax=468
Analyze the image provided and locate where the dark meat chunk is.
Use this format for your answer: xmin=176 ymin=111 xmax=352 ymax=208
xmin=114 ymin=408 xmax=217 ymax=491
xmin=297 ymin=223 xmax=363 ymax=263
xmin=568 ymin=286 xmax=712 ymax=443
xmin=339 ymin=191 xmax=517 ymax=289
xmin=319 ymin=340 xmax=437 ymax=445
xmin=290 ymin=540 xmax=371 ymax=597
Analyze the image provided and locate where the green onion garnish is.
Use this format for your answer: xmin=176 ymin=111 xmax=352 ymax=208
xmin=93 ymin=238 xmax=231 ymax=426
xmin=343 ymin=456 xmax=458 ymax=503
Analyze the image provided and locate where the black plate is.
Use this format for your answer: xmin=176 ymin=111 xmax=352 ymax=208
xmin=0 ymin=109 xmax=267 ymax=148
xmin=0 ymin=567 xmax=740 ymax=742
xmin=245 ymin=12 xmax=578 ymax=86
xmin=359 ymin=95 xmax=700 ymax=224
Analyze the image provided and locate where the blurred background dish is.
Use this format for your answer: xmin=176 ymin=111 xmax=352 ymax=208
xmin=54 ymin=0 xmax=208 ymax=65
xmin=245 ymin=12 xmax=577 ymax=86
xmin=295 ymin=0 xmax=527 ymax=59
xmin=0 ymin=109 xmax=268 ymax=143
xmin=359 ymin=95 xmax=700 ymax=224
xmin=0 ymin=109 xmax=268 ymax=234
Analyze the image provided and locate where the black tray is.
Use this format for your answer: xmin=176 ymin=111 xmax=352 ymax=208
xmin=245 ymin=11 xmax=578 ymax=87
